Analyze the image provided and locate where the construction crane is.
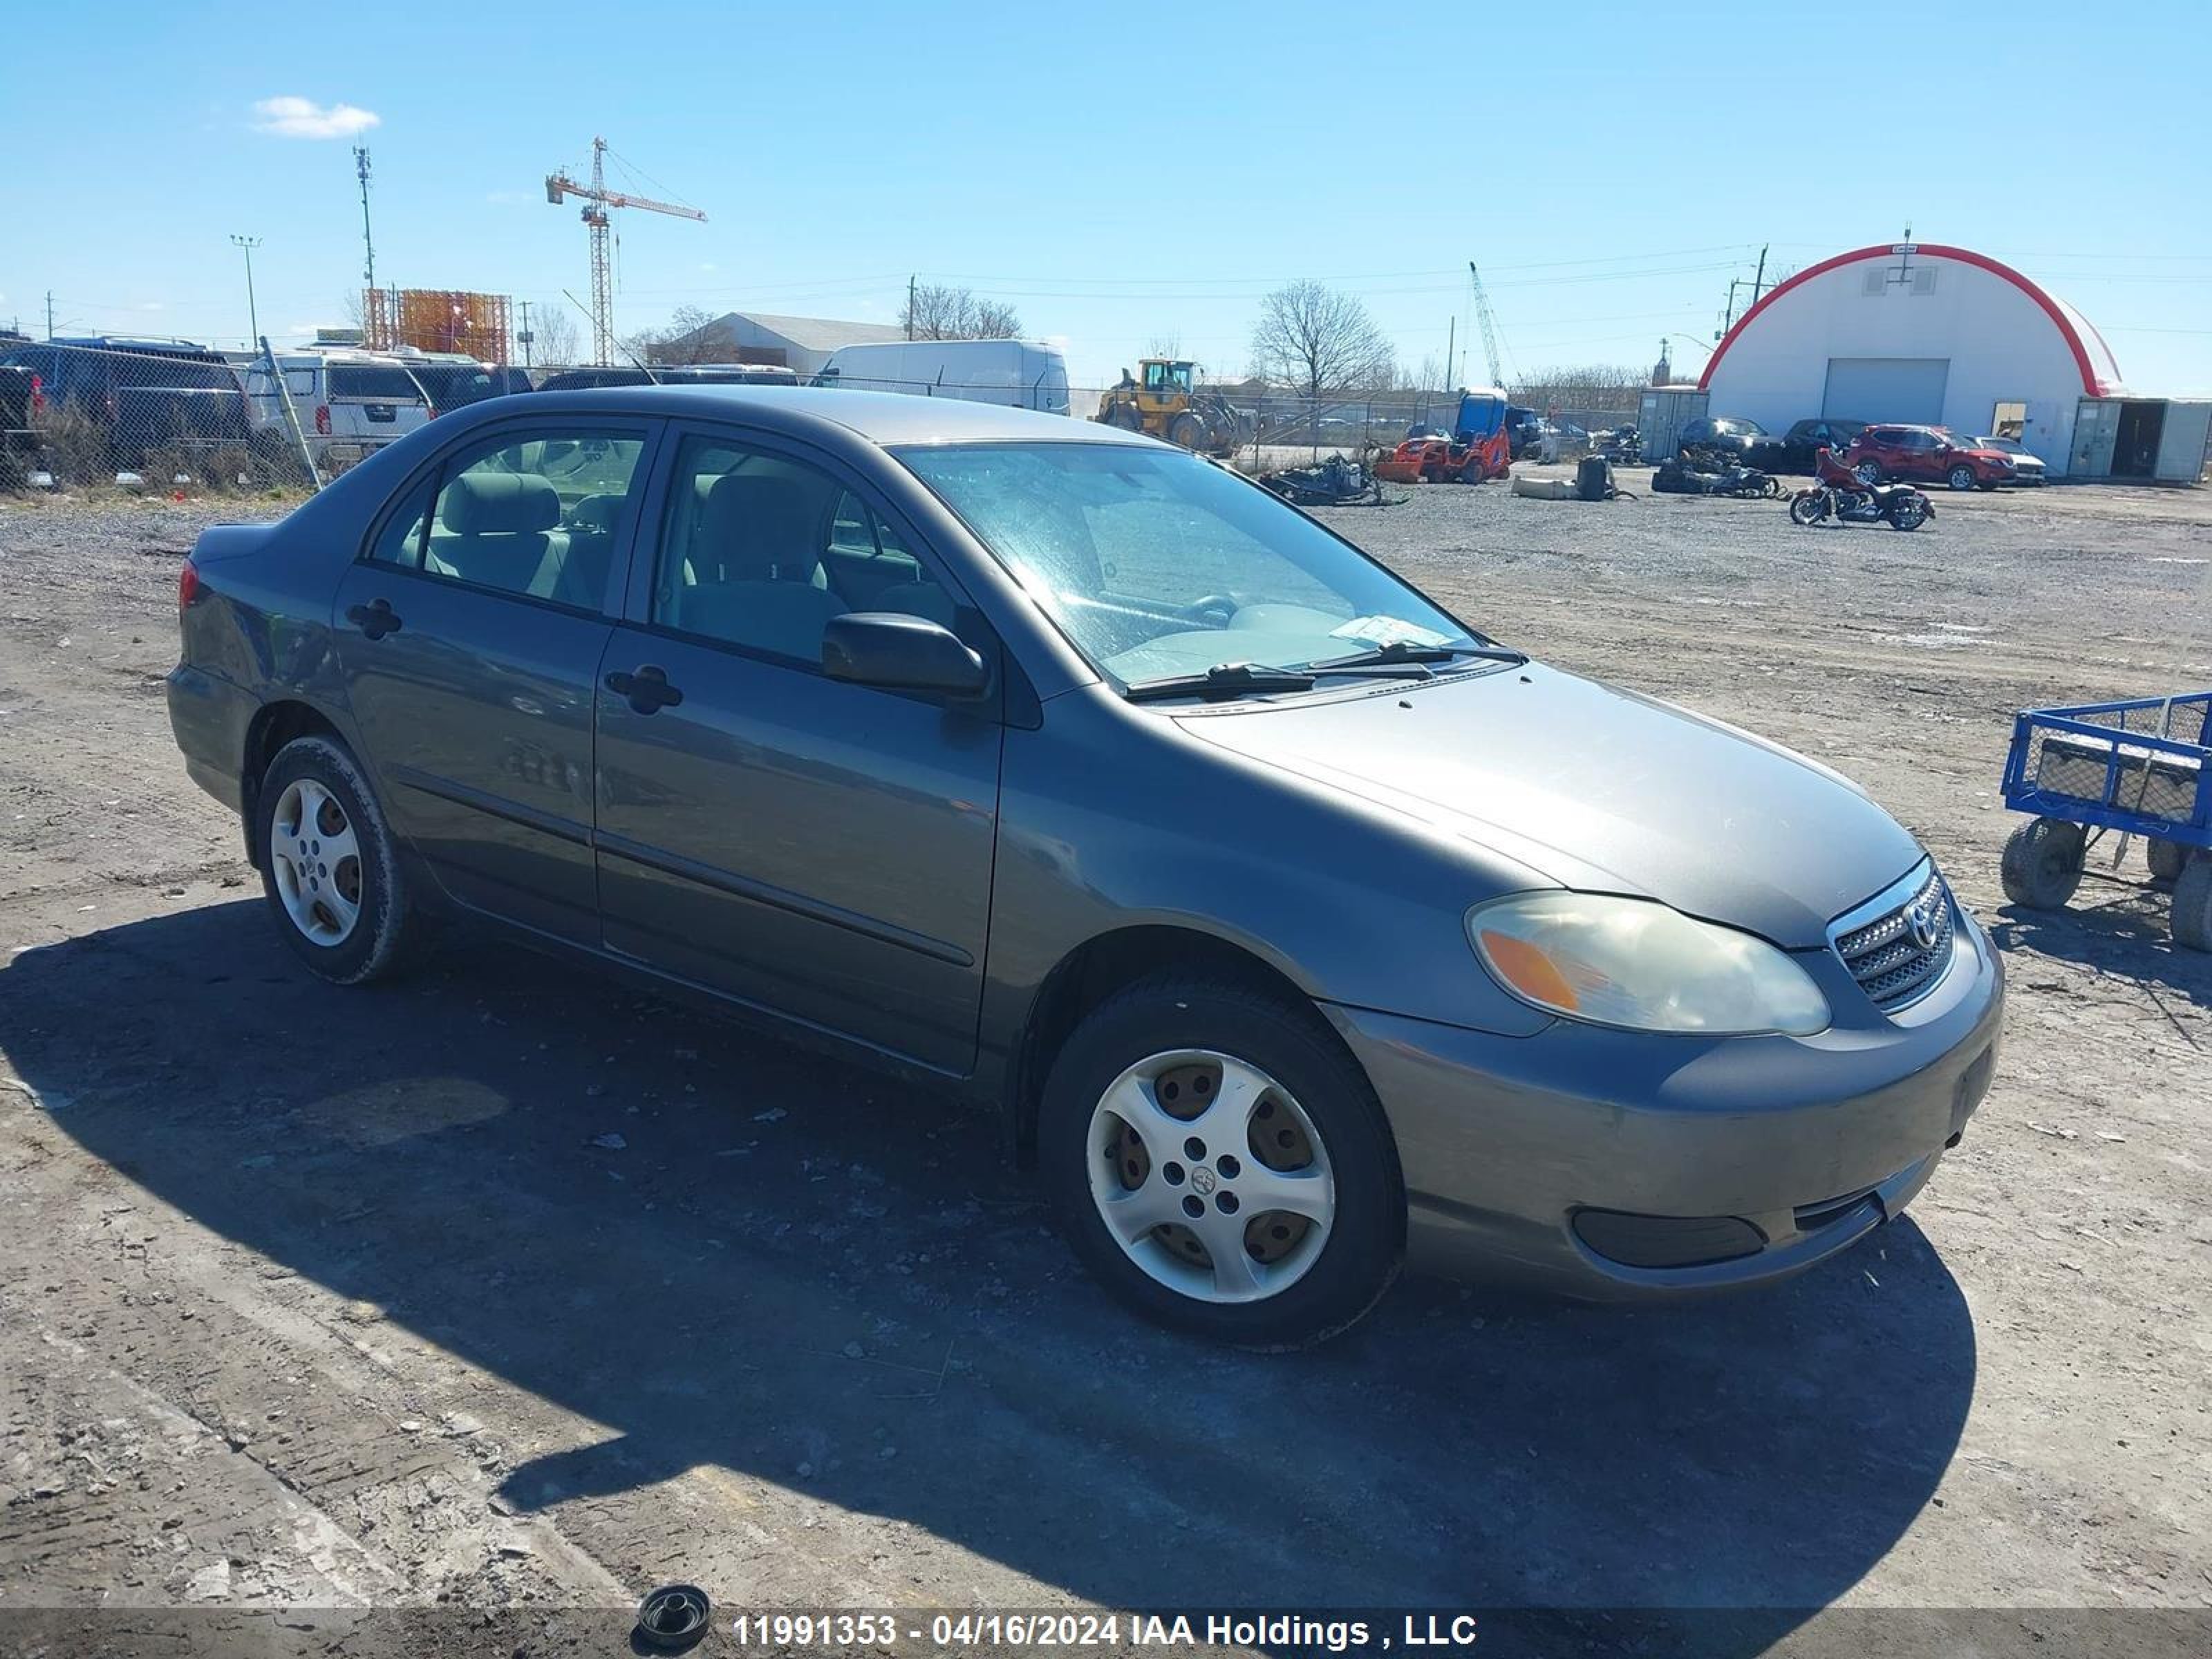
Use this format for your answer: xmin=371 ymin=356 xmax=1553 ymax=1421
xmin=1466 ymin=261 xmax=1508 ymax=389
xmin=545 ymin=137 xmax=705 ymax=366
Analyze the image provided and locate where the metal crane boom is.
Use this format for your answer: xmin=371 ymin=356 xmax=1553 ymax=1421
xmin=544 ymin=136 xmax=705 ymax=366
xmin=1467 ymin=261 xmax=1506 ymax=389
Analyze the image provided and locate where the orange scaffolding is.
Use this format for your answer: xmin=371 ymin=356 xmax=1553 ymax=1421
xmin=363 ymin=289 xmax=512 ymax=364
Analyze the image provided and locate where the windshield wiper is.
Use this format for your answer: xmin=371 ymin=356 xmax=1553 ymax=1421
xmin=1124 ymin=662 xmax=1319 ymax=702
xmin=1124 ymin=655 xmax=1447 ymax=702
xmin=1308 ymin=640 xmax=1528 ymax=671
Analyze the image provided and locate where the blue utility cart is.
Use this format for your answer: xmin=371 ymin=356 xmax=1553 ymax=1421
xmin=1999 ymin=691 xmax=2212 ymax=949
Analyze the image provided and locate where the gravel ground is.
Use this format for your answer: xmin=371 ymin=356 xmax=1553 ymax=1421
xmin=1 ymin=474 xmax=2209 ymax=1658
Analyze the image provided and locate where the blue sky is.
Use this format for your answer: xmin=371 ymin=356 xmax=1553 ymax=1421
xmin=10 ymin=0 xmax=2210 ymax=393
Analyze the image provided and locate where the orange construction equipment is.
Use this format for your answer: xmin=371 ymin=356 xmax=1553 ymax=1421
xmin=1373 ymin=386 xmax=1513 ymax=485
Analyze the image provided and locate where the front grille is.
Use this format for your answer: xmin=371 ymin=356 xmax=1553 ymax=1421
xmin=1835 ymin=865 xmax=1956 ymax=1012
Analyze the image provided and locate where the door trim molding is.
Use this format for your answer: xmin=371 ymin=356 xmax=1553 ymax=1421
xmin=594 ymin=828 xmax=976 ymax=968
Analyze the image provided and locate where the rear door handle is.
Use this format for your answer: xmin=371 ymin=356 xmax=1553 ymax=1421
xmin=605 ymin=664 xmax=684 ymax=715
xmin=345 ymin=599 xmax=402 ymax=639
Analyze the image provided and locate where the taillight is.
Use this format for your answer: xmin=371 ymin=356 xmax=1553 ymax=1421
xmin=28 ymin=374 xmax=43 ymax=415
xmin=315 ymin=404 xmax=330 ymax=435
xmin=178 ymin=559 xmax=203 ymax=610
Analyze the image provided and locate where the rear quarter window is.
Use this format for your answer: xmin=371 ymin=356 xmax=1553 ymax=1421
xmin=329 ymin=366 xmax=424 ymax=401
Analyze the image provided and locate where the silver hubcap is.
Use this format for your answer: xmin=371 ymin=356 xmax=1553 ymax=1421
xmin=1086 ymin=1049 xmax=1335 ymax=1304
xmin=269 ymin=779 xmax=363 ymax=946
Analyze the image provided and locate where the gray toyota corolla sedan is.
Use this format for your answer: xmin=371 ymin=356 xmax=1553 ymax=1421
xmin=168 ymin=388 xmax=2003 ymax=1346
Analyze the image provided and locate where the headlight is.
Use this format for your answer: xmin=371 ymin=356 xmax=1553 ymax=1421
xmin=1468 ymin=892 xmax=1830 ymax=1037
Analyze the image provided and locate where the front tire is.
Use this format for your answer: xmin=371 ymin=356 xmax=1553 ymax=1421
xmin=1040 ymin=973 xmax=1402 ymax=1348
xmin=2001 ymin=816 xmax=2086 ymax=910
xmin=1166 ymin=411 xmax=1208 ymax=450
xmin=1947 ymin=464 xmax=1978 ymax=491
xmin=1788 ymin=490 xmax=1825 ymax=526
xmin=257 ymin=735 xmax=417 ymax=984
xmin=1854 ymin=460 xmax=1884 ymax=487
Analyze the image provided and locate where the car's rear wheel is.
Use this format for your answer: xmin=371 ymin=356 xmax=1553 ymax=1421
xmin=2001 ymin=815 xmax=2086 ymax=910
xmin=1041 ymin=974 xmax=1401 ymax=1348
xmin=258 ymin=735 xmax=417 ymax=984
xmin=1947 ymin=463 xmax=1978 ymax=491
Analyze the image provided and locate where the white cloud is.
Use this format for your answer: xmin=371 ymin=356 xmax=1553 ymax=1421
xmin=252 ymin=95 xmax=379 ymax=140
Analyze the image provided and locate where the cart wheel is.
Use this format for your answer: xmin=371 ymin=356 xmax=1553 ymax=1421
xmin=2000 ymin=816 xmax=2086 ymax=909
xmin=2173 ymin=856 xmax=2212 ymax=953
xmin=2146 ymin=838 xmax=2188 ymax=884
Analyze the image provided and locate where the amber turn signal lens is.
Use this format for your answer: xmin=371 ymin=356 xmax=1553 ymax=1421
xmin=1479 ymin=930 xmax=1579 ymax=1013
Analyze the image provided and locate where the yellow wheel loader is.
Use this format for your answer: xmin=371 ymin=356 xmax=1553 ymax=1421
xmin=1094 ymin=359 xmax=1249 ymax=456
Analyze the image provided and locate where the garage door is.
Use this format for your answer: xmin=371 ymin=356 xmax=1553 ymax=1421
xmin=1822 ymin=358 xmax=1951 ymax=425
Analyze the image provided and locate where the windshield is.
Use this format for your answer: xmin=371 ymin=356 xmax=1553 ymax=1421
xmin=1714 ymin=418 xmax=1765 ymax=437
xmin=897 ymin=442 xmax=1479 ymax=688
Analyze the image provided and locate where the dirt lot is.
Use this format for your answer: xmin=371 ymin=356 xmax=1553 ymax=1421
xmin=1 ymin=472 xmax=2209 ymax=1656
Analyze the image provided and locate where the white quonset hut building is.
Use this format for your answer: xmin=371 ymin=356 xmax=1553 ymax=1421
xmin=1700 ymin=242 xmax=2206 ymax=481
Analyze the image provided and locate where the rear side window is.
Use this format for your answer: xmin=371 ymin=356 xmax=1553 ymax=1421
xmin=329 ymin=365 xmax=424 ymax=401
xmin=419 ymin=429 xmax=648 ymax=609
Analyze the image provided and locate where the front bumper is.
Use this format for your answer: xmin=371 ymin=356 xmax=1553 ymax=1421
xmin=1324 ymin=906 xmax=2005 ymax=1299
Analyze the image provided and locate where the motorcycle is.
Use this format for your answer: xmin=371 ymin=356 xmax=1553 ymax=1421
xmin=1788 ymin=448 xmax=1933 ymax=531
xmin=1683 ymin=444 xmax=1782 ymax=498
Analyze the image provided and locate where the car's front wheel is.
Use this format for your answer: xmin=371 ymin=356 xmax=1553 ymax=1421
xmin=1042 ymin=973 xmax=1402 ymax=1348
xmin=257 ymin=735 xmax=418 ymax=984
xmin=1947 ymin=463 xmax=1978 ymax=491
xmin=1854 ymin=460 xmax=1884 ymax=487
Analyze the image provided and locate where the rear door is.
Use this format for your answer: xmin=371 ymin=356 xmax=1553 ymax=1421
xmin=592 ymin=424 xmax=1004 ymax=1072
xmin=330 ymin=417 xmax=658 ymax=944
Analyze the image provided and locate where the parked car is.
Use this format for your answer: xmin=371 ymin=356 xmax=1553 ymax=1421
xmin=1970 ymin=436 xmax=2047 ymax=485
xmin=1745 ymin=418 xmax=1866 ymax=475
xmin=243 ymin=351 xmax=433 ymax=469
xmin=812 ymin=340 xmax=1069 ymax=415
xmin=392 ymin=352 xmax=505 ymax=413
xmin=1503 ymin=404 xmax=1544 ymax=460
xmin=1846 ymin=424 xmax=2017 ymax=491
xmin=0 ymin=359 xmax=33 ymax=478
xmin=167 ymin=389 xmax=2003 ymax=1347
xmin=536 ymin=364 xmax=798 ymax=392
xmin=1676 ymin=414 xmax=1768 ymax=460
xmin=0 ymin=337 xmax=249 ymax=465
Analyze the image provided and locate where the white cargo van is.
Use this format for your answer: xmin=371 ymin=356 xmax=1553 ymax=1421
xmin=243 ymin=350 xmax=433 ymax=469
xmin=810 ymin=340 xmax=1069 ymax=415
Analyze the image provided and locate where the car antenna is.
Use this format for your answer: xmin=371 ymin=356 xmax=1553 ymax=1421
xmin=559 ymin=288 xmax=660 ymax=384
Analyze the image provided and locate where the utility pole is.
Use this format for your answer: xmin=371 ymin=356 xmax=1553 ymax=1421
xmin=1445 ymin=316 xmax=1456 ymax=392
xmin=906 ymin=274 xmax=917 ymax=341
xmin=1750 ymin=243 xmax=1768 ymax=307
xmin=354 ymin=147 xmax=376 ymax=296
xmin=46 ymin=291 xmax=55 ymax=340
xmin=230 ymin=236 xmax=263 ymax=346
xmin=516 ymin=299 xmax=534 ymax=370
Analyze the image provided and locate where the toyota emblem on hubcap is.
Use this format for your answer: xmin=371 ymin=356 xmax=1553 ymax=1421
xmin=1191 ymin=1166 xmax=1218 ymax=1196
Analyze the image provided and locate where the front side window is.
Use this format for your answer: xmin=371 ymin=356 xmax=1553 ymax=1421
xmin=419 ymin=429 xmax=647 ymax=608
xmin=650 ymin=436 xmax=957 ymax=664
xmin=897 ymin=442 xmax=1476 ymax=688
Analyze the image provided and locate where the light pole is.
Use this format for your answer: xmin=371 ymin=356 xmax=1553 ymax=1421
xmin=230 ymin=235 xmax=262 ymax=346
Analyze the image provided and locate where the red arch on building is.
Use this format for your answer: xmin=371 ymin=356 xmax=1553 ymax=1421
xmin=1698 ymin=243 xmax=2119 ymax=397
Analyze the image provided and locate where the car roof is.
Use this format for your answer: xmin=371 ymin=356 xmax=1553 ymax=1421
xmin=509 ymin=384 xmax=1152 ymax=447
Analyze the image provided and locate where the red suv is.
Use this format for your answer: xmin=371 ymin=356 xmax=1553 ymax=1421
xmin=1844 ymin=424 xmax=2018 ymax=491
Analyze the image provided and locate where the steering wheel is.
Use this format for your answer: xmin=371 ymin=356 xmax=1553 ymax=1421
xmin=1183 ymin=593 xmax=1239 ymax=628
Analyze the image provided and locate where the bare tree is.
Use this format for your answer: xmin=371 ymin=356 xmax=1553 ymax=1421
xmin=1510 ymin=363 xmax=1646 ymax=422
xmin=1145 ymin=332 xmax=1183 ymax=359
xmin=532 ymin=306 xmax=581 ymax=368
xmin=1250 ymin=281 xmax=1393 ymax=403
xmin=627 ymin=303 xmax=723 ymax=365
xmin=900 ymin=283 xmax=1022 ymax=341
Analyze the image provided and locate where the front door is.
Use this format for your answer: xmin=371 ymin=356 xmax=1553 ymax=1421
xmin=331 ymin=419 xmax=656 ymax=944
xmin=592 ymin=428 xmax=1003 ymax=1074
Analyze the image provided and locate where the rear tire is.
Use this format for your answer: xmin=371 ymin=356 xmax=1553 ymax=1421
xmin=2173 ymin=857 xmax=2212 ymax=953
xmin=2000 ymin=816 xmax=2086 ymax=910
xmin=1887 ymin=494 xmax=1929 ymax=531
xmin=1040 ymin=973 xmax=1402 ymax=1349
xmin=2148 ymin=837 xmax=2188 ymax=884
xmin=257 ymin=735 xmax=418 ymax=984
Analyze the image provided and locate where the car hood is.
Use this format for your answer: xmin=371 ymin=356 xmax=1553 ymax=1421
xmin=1175 ymin=663 xmax=1922 ymax=948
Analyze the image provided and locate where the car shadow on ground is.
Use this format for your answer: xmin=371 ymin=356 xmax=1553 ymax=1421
xmin=4 ymin=901 xmax=1978 ymax=1647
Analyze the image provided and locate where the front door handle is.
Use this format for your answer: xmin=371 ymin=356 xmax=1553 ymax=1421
xmin=344 ymin=599 xmax=402 ymax=640
xmin=605 ymin=664 xmax=684 ymax=715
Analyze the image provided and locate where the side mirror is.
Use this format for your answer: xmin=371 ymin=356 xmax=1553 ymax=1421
xmin=823 ymin=612 xmax=989 ymax=698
